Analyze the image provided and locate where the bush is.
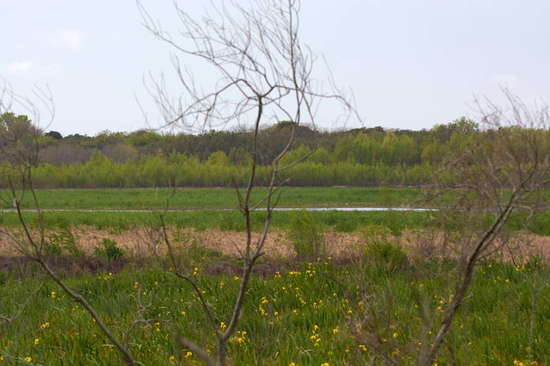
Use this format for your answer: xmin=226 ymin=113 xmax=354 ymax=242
xmin=47 ymin=229 xmax=84 ymax=257
xmin=361 ymin=224 xmax=408 ymax=273
xmin=287 ymin=210 xmax=325 ymax=261
xmin=94 ymin=239 xmax=124 ymax=261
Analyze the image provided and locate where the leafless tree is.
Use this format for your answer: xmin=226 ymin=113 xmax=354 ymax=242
xmin=349 ymin=91 xmax=550 ymax=365
xmin=138 ymin=0 xmax=355 ymax=364
xmin=0 ymin=83 xmax=138 ymax=366
xmin=417 ymin=91 xmax=550 ymax=365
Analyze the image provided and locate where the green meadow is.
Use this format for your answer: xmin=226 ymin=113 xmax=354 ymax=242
xmin=1 ymin=256 xmax=548 ymax=365
xmin=1 ymin=187 xmax=435 ymax=210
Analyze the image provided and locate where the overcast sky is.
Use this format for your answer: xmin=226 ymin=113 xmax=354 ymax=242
xmin=1 ymin=0 xmax=549 ymax=135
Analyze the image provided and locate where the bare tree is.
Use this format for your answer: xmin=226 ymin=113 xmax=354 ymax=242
xmin=138 ymin=1 xmax=355 ymax=365
xmin=0 ymin=83 xmax=138 ymax=366
xmin=349 ymin=91 xmax=550 ymax=365
xmin=417 ymin=91 xmax=550 ymax=365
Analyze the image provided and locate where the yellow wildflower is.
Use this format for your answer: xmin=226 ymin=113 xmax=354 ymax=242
xmin=184 ymin=351 xmax=193 ymax=359
xmin=34 ymin=338 xmax=40 ymax=345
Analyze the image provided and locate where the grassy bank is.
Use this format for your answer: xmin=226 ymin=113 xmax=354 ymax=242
xmin=1 ymin=257 xmax=548 ymax=365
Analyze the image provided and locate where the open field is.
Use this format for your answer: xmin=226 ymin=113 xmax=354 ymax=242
xmin=1 ymin=187 xmax=444 ymax=210
xmin=0 ymin=210 xmax=432 ymax=231
xmin=2 ymin=187 xmax=550 ymax=365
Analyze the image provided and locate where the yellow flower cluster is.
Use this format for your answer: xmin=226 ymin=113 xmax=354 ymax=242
xmin=258 ymin=297 xmax=269 ymax=317
xmin=230 ymin=330 xmax=248 ymax=344
xmin=98 ymin=272 xmax=114 ymax=281
xmin=514 ymin=360 xmax=540 ymax=366
xmin=309 ymin=325 xmax=321 ymax=347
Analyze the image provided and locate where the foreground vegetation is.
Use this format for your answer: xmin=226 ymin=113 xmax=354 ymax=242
xmin=1 ymin=252 xmax=548 ymax=365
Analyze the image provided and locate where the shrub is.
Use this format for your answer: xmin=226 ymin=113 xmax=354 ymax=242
xmin=94 ymin=239 xmax=124 ymax=261
xmin=287 ymin=210 xmax=325 ymax=261
xmin=361 ymin=224 xmax=408 ymax=273
xmin=47 ymin=229 xmax=84 ymax=257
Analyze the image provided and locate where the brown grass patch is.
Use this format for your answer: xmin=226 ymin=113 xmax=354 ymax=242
xmin=0 ymin=226 xmax=548 ymax=263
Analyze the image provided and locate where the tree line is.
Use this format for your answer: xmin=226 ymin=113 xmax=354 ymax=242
xmin=3 ymin=113 xmax=547 ymax=188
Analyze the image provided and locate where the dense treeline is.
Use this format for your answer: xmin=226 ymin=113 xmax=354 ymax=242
xmin=3 ymin=113 xmax=547 ymax=187
xmin=35 ymin=117 xmax=477 ymax=167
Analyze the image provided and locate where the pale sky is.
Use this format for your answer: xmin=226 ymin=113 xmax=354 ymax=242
xmin=1 ymin=0 xmax=549 ymax=135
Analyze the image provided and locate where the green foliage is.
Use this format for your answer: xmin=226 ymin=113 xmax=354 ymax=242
xmin=207 ymin=150 xmax=231 ymax=166
xmin=0 ymin=112 xmax=42 ymax=166
xmin=47 ymin=229 xmax=84 ymax=257
xmin=286 ymin=210 xmax=325 ymax=261
xmin=5 ymin=118 xmax=538 ymax=188
xmin=45 ymin=131 xmax=63 ymax=140
xmin=361 ymin=224 xmax=409 ymax=274
xmin=93 ymin=239 xmax=125 ymax=261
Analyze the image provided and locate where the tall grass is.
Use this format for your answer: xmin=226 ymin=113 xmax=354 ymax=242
xmin=1 ymin=258 xmax=548 ymax=365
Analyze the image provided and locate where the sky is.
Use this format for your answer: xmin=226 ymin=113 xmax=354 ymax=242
xmin=1 ymin=0 xmax=549 ymax=136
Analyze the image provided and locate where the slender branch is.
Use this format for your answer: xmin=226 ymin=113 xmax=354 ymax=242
xmin=12 ymin=198 xmax=137 ymax=366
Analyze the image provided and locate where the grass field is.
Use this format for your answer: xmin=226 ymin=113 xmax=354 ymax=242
xmin=2 ymin=209 xmax=550 ymax=236
xmin=2 ymin=187 xmax=550 ymax=365
xmin=0 ymin=209 xmax=433 ymax=233
xmin=1 ymin=256 xmax=548 ymax=365
xmin=1 ymin=187 xmax=435 ymax=210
